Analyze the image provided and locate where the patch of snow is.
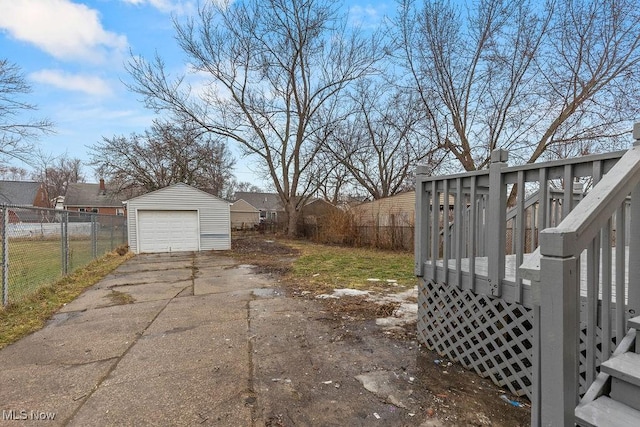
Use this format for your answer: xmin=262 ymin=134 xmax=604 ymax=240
xmin=316 ymin=288 xmax=371 ymax=299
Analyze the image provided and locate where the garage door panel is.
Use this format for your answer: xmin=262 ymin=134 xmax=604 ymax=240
xmin=138 ymin=210 xmax=199 ymax=253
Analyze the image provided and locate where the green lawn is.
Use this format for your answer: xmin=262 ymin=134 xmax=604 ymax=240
xmin=2 ymin=235 xmax=126 ymax=303
xmin=0 ymin=249 xmax=133 ymax=349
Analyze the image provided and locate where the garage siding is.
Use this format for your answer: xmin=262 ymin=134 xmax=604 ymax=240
xmin=126 ymin=183 xmax=230 ymax=253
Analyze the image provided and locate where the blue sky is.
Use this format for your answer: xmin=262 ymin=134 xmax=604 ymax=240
xmin=0 ymin=0 xmax=389 ymax=186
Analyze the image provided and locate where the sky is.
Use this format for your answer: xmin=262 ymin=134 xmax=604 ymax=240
xmin=0 ymin=0 xmax=389 ymax=187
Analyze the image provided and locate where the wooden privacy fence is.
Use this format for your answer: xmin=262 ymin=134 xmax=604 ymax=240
xmin=415 ymin=130 xmax=640 ymax=425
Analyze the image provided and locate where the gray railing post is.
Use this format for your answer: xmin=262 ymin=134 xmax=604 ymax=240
xmin=628 ymin=124 xmax=640 ymax=318
xmin=538 ymin=230 xmax=580 ymax=426
xmin=2 ymin=206 xmax=8 ymax=306
xmin=488 ymin=149 xmax=508 ymax=296
xmin=415 ymin=168 xmax=430 ymax=277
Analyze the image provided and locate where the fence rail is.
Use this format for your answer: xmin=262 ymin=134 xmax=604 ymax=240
xmin=1 ymin=205 xmax=127 ymax=306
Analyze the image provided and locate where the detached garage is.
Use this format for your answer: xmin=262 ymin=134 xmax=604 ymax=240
xmin=125 ymin=183 xmax=230 ymax=253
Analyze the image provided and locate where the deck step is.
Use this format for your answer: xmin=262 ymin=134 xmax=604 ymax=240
xmin=601 ymin=352 xmax=640 ymax=388
xmin=601 ymin=352 xmax=640 ymax=411
xmin=575 ymin=396 xmax=640 ymax=427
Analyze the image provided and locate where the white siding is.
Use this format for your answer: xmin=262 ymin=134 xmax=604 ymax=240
xmin=126 ymin=183 xmax=230 ymax=253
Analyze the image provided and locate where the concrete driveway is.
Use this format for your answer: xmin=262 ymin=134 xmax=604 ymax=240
xmin=0 ymin=252 xmax=427 ymax=426
xmin=0 ymin=252 xmax=270 ymax=426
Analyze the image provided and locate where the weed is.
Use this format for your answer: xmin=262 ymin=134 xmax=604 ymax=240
xmin=107 ymin=290 xmax=135 ymax=305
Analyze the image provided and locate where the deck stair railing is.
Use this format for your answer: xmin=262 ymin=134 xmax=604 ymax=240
xmin=415 ymin=125 xmax=640 ymax=426
xmin=520 ymin=125 xmax=640 ymax=426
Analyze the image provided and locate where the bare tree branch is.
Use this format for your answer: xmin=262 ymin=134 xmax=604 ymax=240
xmin=396 ymin=0 xmax=640 ymax=171
xmin=0 ymin=59 xmax=54 ymax=166
xmin=124 ymin=0 xmax=383 ymax=234
xmin=90 ymin=120 xmax=235 ymax=198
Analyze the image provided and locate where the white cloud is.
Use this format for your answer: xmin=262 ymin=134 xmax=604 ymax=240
xmin=0 ymin=0 xmax=127 ymax=63
xmin=30 ymin=69 xmax=113 ymax=97
xmin=120 ymin=0 xmax=196 ymax=15
xmin=349 ymin=4 xmax=388 ymax=29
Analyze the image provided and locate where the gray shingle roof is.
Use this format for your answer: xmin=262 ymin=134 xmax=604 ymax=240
xmin=0 ymin=181 xmax=42 ymax=206
xmin=64 ymin=183 xmax=125 ymax=208
xmin=234 ymin=192 xmax=283 ymax=211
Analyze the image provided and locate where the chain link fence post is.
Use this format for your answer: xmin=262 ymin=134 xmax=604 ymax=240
xmin=61 ymin=211 xmax=69 ymax=275
xmin=123 ymin=218 xmax=127 ymax=248
xmin=2 ymin=206 xmax=8 ymax=307
xmin=91 ymin=214 xmax=97 ymax=259
xmin=110 ymin=215 xmax=115 ymax=251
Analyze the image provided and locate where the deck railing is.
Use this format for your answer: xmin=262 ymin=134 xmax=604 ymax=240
xmin=415 ymin=148 xmax=625 ymax=307
xmin=415 ymin=127 xmax=639 ymax=426
xmin=520 ymin=126 xmax=640 ymax=426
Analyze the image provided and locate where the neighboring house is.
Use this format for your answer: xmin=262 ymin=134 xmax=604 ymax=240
xmin=0 ymin=180 xmax=50 ymax=208
xmin=0 ymin=180 xmax=50 ymax=223
xmin=350 ymin=190 xmax=458 ymax=227
xmin=350 ymin=191 xmax=417 ymax=227
xmin=64 ymin=179 xmax=126 ymax=216
xmin=234 ymin=192 xmax=284 ymax=223
xmin=230 ymin=199 xmax=260 ymax=229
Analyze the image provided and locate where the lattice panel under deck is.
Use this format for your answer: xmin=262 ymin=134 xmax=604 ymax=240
xmin=417 ymin=279 xmax=611 ymax=399
xmin=418 ymin=279 xmax=534 ymax=397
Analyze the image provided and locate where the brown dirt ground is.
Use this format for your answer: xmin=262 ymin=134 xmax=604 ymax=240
xmin=227 ymin=236 xmax=531 ymax=426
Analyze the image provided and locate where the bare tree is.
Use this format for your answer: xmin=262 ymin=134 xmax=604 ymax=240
xmin=90 ymin=120 xmax=235 ymax=197
xmin=0 ymin=59 xmax=53 ymax=165
xmin=0 ymin=166 xmax=28 ymax=181
xmin=310 ymin=156 xmax=353 ymax=205
xmin=326 ymin=80 xmax=442 ymax=199
xmin=223 ymin=179 xmax=262 ymax=200
xmin=125 ymin=0 xmax=382 ymax=234
xmin=396 ymin=0 xmax=640 ymax=172
xmin=31 ymin=151 xmax=85 ymax=199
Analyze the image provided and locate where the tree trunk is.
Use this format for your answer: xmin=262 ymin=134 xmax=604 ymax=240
xmin=285 ymin=201 xmax=299 ymax=237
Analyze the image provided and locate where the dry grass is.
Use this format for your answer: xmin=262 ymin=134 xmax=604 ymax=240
xmin=107 ymin=290 xmax=136 ymax=305
xmin=287 ymin=240 xmax=416 ymax=293
xmin=0 ymin=247 xmax=133 ymax=350
xmin=224 ymin=236 xmax=416 ymax=295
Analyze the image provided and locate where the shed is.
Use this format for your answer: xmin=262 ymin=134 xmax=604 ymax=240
xmin=125 ymin=183 xmax=230 ymax=253
xmin=230 ymin=199 xmax=260 ymax=229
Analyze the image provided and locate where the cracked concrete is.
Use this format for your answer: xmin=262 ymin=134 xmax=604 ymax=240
xmin=0 ymin=251 xmax=527 ymax=426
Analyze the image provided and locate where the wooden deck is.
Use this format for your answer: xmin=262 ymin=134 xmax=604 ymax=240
xmin=429 ymin=246 xmax=629 ymax=303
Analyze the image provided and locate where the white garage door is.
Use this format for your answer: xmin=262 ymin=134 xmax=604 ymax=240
xmin=137 ymin=210 xmax=199 ymax=253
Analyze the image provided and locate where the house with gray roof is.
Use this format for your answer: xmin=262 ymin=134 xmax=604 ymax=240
xmin=234 ymin=192 xmax=284 ymax=224
xmin=0 ymin=180 xmax=50 ymax=223
xmin=0 ymin=181 xmax=49 ymax=208
xmin=64 ymin=179 xmax=126 ymax=216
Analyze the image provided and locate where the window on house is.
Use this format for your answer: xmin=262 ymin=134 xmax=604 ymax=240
xmin=116 ymin=208 xmax=124 ymax=216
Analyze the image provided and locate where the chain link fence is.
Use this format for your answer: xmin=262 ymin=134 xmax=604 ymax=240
xmin=1 ymin=205 xmax=127 ymax=306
